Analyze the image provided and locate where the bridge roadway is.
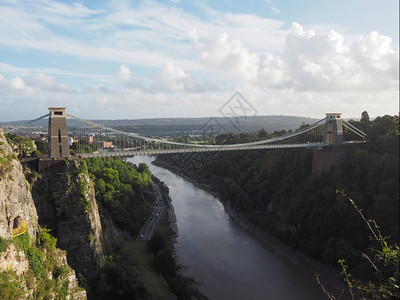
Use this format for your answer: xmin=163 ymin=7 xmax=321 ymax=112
xmin=81 ymin=142 xmax=330 ymax=158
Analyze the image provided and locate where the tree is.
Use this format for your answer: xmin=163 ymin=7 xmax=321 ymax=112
xmin=34 ymin=140 xmax=48 ymax=155
xmin=317 ymin=191 xmax=399 ymax=300
xmin=361 ymin=111 xmax=370 ymax=124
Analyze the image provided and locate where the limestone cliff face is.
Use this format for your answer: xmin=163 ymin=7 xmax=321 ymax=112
xmin=0 ymin=243 xmax=86 ymax=299
xmin=0 ymin=129 xmax=38 ymax=239
xmin=31 ymin=159 xmax=104 ymax=281
xmin=0 ymin=128 xmax=86 ymax=299
xmin=30 ymin=158 xmax=124 ymax=284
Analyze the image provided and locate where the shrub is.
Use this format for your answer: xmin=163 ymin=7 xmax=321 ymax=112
xmin=0 ymin=237 xmax=8 ymax=253
xmin=38 ymin=227 xmax=57 ymax=251
xmin=0 ymin=271 xmax=24 ymax=299
xmin=14 ymin=232 xmax=46 ymax=280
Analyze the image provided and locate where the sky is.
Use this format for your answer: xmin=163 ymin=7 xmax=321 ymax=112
xmin=0 ymin=0 xmax=398 ymax=122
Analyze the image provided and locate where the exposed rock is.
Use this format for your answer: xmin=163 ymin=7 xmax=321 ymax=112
xmin=0 ymin=129 xmax=38 ymax=239
xmin=0 ymin=243 xmax=28 ymax=275
xmin=0 ymin=128 xmax=87 ymax=299
xmin=98 ymin=205 xmax=125 ymax=254
xmin=31 ymin=158 xmax=104 ymax=281
xmin=0 ymin=243 xmax=86 ymax=299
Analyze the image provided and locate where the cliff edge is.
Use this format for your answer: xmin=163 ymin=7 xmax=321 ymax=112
xmin=0 ymin=128 xmax=86 ymax=299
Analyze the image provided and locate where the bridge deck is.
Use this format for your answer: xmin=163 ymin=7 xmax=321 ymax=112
xmin=81 ymin=142 xmax=333 ymax=158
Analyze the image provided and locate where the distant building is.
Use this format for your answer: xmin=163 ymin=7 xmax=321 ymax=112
xmin=98 ymin=141 xmax=113 ymax=149
xmin=79 ymin=136 xmax=93 ymax=144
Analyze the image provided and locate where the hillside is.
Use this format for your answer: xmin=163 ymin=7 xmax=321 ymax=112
xmin=3 ymin=115 xmax=319 ymax=137
xmin=156 ymin=114 xmax=399 ymax=299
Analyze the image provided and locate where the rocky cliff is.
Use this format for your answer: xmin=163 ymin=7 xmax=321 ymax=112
xmin=31 ymin=159 xmax=103 ymax=281
xmin=0 ymin=128 xmax=86 ymax=299
xmin=0 ymin=130 xmax=37 ymax=239
xmin=30 ymin=157 xmax=123 ymax=284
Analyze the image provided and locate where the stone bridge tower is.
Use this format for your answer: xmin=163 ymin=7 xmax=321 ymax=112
xmin=48 ymin=107 xmax=69 ymax=159
xmin=312 ymin=113 xmax=355 ymax=175
xmin=323 ymin=113 xmax=343 ymax=145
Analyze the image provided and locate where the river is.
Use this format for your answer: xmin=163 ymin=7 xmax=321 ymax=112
xmin=127 ymin=156 xmax=343 ymax=300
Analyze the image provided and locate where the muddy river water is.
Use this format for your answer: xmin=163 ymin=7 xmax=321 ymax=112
xmin=128 ymin=156 xmax=344 ymax=300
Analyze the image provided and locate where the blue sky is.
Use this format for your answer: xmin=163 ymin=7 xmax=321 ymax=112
xmin=0 ymin=0 xmax=398 ymax=121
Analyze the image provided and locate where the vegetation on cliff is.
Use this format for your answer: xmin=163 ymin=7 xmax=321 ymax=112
xmin=4 ymin=133 xmax=37 ymax=157
xmin=157 ymin=113 xmax=399 ymax=296
xmin=1 ymin=228 xmax=84 ymax=299
xmin=1 ymin=128 xmax=86 ymax=299
xmin=85 ymin=156 xmax=206 ymax=299
xmin=85 ymin=157 xmax=153 ymax=235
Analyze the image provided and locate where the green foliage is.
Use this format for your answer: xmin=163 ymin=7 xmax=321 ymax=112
xmin=70 ymin=142 xmax=95 ymax=154
xmin=0 ymin=236 xmax=9 ymax=253
xmin=159 ymin=113 xmax=399 ymax=287
xmin=6 ymin=230 xmax=82 ymax=298
xmin=39 ymin=227 xmax=57 ymax=251
xmin=14 ymin=232 xmax=47 ymax=280
xmin=53 ymin=265 xmax=70 ymax=279
xmin=85 ymin=156 xmax=152 ymax=235
xmin=100 ymin=243 xmax=148 ymax=299
xmin=5 ymin=132 xmax=36 ymax=157
xmin=88 ymin=233 xmax=94 ymax=244
xmin=0 ymin=271 xmax=24 ymax=299
xmin=77 ymin=273 xmax=89 ymax=293
xmin=72 ymin=160 xmax=92 ymax=213
xmin=77 ymin=179 xmax=91 ymax=213
xmin=34 ymin=140 xmax=48 ymax=155
xmin=149 ymin=233 xmax=167 ymax=255
xmin=25 ymin=171 xmax=42 ymax=184
xmin=329 ymin=192 xmax=400 ymax=300
xmin=0 ymin=156 xmax=13 ymax=180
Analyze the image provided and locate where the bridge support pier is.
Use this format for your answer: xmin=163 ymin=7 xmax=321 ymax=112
xmin=312 ymin=144 xmax=359 ymax=175
xmin=312 ymin=113 xmax=357 ymax=175
xmin=48 ymin=107 xmax=69 ymax=159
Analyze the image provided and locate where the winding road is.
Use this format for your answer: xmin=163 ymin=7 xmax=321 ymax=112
xmin=137 ymin=181 xmax=168 ymax=240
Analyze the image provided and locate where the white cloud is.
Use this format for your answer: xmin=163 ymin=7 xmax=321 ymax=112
xmin=119 ymin=62 xmax=218 ymax=94
xmin=27 ymin=73 xmax=71 ymax=92
xmin=0 ymin=1 xmax=287 ymax=72
xmin=0 ymin=1 xmax=398 ymax=120
xmin=42 ymin=1 xmax=103 ymax=18
xmin=154 ymin=61 xmax=205 ymax=93
xmin=118 ymin=65 xmax=132 ymax=83
xmin=192 ymin=23 xmax=399 ymax=92
xmin=284 ymin=23 xmax=398 ymax=91
xmin=118 ymin=65 xmax=145 ymax=91
xmin=0 ymin=74 xmax=35 ymax=94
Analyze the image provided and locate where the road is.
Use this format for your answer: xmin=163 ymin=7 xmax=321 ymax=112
xmin=137 ymin=181 xmax=168 ymax=240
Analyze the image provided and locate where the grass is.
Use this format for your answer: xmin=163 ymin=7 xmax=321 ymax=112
xmin=127 ymin=241 xmax=174 ymax=299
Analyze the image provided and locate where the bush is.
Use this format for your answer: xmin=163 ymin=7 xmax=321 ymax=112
xmin=0 ymin=271 xmax=24 ymax=299
xmin=0 ymin=237 xmax=8 ymax=253
xmin=14 ymin=232 xmax=46 ymax=280
xmin=38 ymin=227 xmax=57 ymax=251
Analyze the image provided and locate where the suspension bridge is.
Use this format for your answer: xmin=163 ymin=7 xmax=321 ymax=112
xmin=5 ymin=107 xmax=367 ymax=160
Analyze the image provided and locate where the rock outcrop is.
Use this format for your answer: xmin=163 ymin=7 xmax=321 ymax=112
xmin=0 ymin=129 xmax=38 ymax=239
xmin=31 ymin=159 xmax=104 ymax=281
xmin=0 ymin=128 xmax=86 ymax=299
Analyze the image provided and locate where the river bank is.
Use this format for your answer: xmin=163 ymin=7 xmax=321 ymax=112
xmin=152 ymin=175 xmax=179 ymax=240
xmin=152 ymin=158 xmax=347 ymax=295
